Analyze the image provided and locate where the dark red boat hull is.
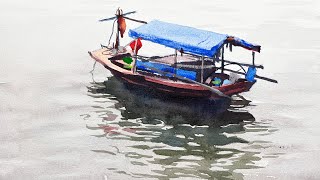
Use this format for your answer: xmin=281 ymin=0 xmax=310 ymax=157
xmin=89 ymin=49 xmax=255 ymax=99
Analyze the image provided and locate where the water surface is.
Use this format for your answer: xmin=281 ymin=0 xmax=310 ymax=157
xmin=0 ymin=0 xmax=319 ymax=179
xmin=81 ymin=77 xmax=279 ymax=179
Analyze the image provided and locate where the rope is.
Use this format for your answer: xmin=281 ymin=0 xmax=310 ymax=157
xmin=107 ymin=19 xmax=117 ymax=47
xmin=90 ymin=70 xmax=97 ymax=83
xmin=91 ymin=19 xmax=117 ymax=73
xmin=89 ymin=61 xmax=97 ymax=73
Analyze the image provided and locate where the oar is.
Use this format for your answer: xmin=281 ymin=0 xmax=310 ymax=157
xmin=99 ymin=11 xmax=138 ymax=22
xmin=123 ymin=16 xmax=147 ymax=24
xmin=99 ymin=16 xmax=117 ymax=22
xmin=224 ymin=68 xmax=278 ymax=83
xmin=144 ymin=66 xmax=231 ymax=99
xmin=122 ymin=11 xmax=137 ymax=16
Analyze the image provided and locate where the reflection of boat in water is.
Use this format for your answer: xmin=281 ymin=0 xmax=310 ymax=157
xmin=85 ymin=78 xmax=270 ymax=179
xmin=87 ymin=76 xmax=255 ymax=126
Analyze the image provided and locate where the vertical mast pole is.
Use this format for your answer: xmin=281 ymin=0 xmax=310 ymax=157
xmin=117 ymin=19 xmax=120 ymax=50
xmin=116 ymin=14 xmax=120 ymax=52
xmin=115 ymin=8 xmax=120 ymax=52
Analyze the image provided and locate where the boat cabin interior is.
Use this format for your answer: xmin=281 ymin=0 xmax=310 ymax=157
xmin=108 ymin=47 xmax=247 ymax=88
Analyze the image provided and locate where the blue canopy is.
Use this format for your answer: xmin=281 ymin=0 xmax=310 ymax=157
xmin=129 ymin=20 xmax=260 ymax=57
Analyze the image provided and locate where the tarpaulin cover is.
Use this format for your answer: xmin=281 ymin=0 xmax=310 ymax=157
xmin=136 ymin=60 xmax=197 ymax=80
xmin=129 ymin=20 xmax=227 ymax=57
xmin=129 ymin=20 xmax=261 ymax=57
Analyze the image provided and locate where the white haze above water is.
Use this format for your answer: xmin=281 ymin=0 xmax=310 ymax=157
xmin=0 ymin=0 xmax=320 ymax=179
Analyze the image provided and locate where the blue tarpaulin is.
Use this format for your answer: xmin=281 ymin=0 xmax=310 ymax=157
xmin=136 ymin=60 xmax=197 ymax=80
xmin=129 ymin=20 xmax=261 ymax=57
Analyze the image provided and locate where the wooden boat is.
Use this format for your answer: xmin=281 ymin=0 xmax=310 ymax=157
xmin=89 ymin=9 xmax=277 ymax=101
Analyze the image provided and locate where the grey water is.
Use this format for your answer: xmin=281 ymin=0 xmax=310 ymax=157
xmin=1 ymin=0 xmax=320 ymax=179
xmin=83 ymin=77 xmax=276 ymax=179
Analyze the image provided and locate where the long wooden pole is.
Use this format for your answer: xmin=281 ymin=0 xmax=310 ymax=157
xmin=146 ymin=66 xmax=230 ymax=99
xmin=224 ymin=68 xmax=278 ymax=83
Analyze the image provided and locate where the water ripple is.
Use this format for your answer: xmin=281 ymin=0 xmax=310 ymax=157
xmin=82 ymin=77 xmax=279 ymax=179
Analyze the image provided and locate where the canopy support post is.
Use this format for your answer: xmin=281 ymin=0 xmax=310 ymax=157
xmin=221 ymin=46 xmax=225 ymax=73
xmin=174 ymin=49 xmax=177 ymax=76
xmin=201 ymin=56 xmax=204 ymax=83
xmin=132 ymin=38 xmax=138 ymax=74
xmin=252 ymin=51 xmax=255 ymax=66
